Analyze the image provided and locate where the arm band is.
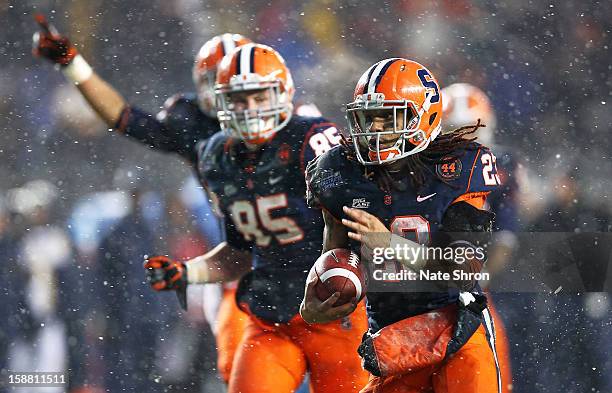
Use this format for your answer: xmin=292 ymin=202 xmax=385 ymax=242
xmin=62 ymin=55 xmax=93 ymax=84
xmin=185 ymin=256 xmax=210 ymax=284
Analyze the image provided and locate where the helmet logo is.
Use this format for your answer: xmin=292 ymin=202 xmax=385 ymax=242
xmin=417 ymin=69 xmax=440 ymax=104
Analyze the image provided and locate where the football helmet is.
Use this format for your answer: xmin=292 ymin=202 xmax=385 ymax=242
xmin=441 ymin=83 xmax=496 ymax=145
xmin=192 ymin=33 xmax=251 ymax=117
xmin=346 ymin=58 xmax=443 ymax=165
xmin=215 ymin=43 xmax=295 ymax=145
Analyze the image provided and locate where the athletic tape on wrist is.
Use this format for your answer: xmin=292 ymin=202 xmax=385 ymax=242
xmin=62 ymin=55 xmax=93 ymax=84
xmin=186 ymin=258 xmax=209 ymax=284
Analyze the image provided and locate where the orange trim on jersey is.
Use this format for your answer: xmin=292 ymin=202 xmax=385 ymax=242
xmin=451 ymin=191 xmax=490 ymax=209
xmin=465 ymin=147 xmax=482 ymax=193
xmin=115 ymin=106 xmax=132 ymax=134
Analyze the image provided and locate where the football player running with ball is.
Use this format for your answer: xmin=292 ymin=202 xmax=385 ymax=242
xmin=143 ymin=44 xmax=369 ymax=392
xmin=33 ymin=15 xmax=251 ymax=383
xmin=301 ymin=58 xmax=502 ymax=393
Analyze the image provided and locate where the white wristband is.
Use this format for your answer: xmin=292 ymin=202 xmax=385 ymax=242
xmin=185 ymin=257 xmax=210 ymax=284
xmin=62 ymin=55 xmax=93 ymax=84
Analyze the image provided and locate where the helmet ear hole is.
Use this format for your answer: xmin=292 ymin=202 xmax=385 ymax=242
xmin=429 ymin=112 xmax=438 ymax=126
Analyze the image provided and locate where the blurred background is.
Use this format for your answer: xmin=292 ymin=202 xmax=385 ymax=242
xmin=0 ymin=0 xmax=610 ymax=392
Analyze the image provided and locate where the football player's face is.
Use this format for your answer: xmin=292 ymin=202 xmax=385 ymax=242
xmin=364 ymin=109 xmax=406 ymax=148
xmin=227 ymin=89 xmax=272 ymax=113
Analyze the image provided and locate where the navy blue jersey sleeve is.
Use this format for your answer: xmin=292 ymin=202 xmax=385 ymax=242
xmin=305 ymin=155 xmax=323 ymax=209
xmin=305 ymin=145 xmax=348 ymax=220
xmin=299 ymin=118 xmax=341 ymax=174
xmin=114 ymin=94 xmax=217 ymax=164
xmin=460 ymin=145 xmax=502 ymax=195
xmin=438 ymin=144 xmax=501 ymax=206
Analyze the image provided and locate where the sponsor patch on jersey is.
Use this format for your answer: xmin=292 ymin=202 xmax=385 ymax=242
xmin=436 ymin=157 xmax=462 ymax=180
xmin=352 ymin=198 xmax=370 ymax=209
xmin=320 ymin=171 xmax=343 ymax=192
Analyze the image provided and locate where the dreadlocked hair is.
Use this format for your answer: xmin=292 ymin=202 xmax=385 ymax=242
xmin=340 ymin=120 xmax=486 ymax=192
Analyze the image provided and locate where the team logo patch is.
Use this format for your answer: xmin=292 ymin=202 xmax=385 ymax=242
xmin=352 ymin=198 xmax=370 ymax=209
xmin=436 ymin=157 xmax=462 ymax=180
xmin=384 ymin=195 xmax=392 ymax=205
xmin=320 ymin=171 xmax=343 ymax=192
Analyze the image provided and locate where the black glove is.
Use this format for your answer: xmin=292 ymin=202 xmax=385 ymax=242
xmin=32 ymin=13 xmax=78 ymax=66
xmin=144 ymin=255 xmax=188 ymax=310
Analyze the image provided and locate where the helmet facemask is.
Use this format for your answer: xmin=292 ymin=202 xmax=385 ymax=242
xmin=346 ymin=93 xmax=438 ymax=165
xmin=215 ymin=74 xmax=292 ymax=145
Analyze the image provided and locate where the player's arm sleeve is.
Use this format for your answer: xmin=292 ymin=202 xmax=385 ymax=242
xmin=426 ymin=145 xmax=501 ymax=290
xmin=426 ymin=201 xmax=495 ymax=291
xmin=439 ymin=146 xmax=500 ymax=290
xmin=305 ymin=155 xmax=323 ymax=209
xmin=114 ymin=95 xmax=200 ymax=164
xmin=299 ymin=120 xmax=342 ymax=174
xmin=448 ymin=146 xmax=502 ymax=209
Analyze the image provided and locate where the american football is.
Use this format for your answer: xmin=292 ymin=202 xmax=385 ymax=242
xmin=313 ymin=248 xmax=366 ymax=306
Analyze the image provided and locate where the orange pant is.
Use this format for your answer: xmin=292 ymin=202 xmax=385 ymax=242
xmin=360 ymin=325 xmax=499 ymax=393
xmin=228 ymin=302 xmax=369 ymax=393
xmin=216 ymin=287 xmax=249 ymax=382
xmin=487 ymin=297 xmax=512 ymax=393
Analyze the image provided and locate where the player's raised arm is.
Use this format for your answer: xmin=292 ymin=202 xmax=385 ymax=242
xmin=33 ymin=13 xmax=126 ymax=127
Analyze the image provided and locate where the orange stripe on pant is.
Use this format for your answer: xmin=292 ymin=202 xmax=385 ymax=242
xmin=228 ymin=302 xmax=369 ymax=393
xmin=360 ymin=325 xmax=499 ymax=393
xmin=216 ymin=287 xmax=249 ymax=383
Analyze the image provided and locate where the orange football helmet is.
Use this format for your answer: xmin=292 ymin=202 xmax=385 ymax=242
xmin=215 ymin=43 xmax=295 ymax=145
xmin=346 ymin=58 xmax=443 ymax=165
xmin=441 ymin=83 xmax=496 ymax=145
xmin=192 ymin=33 xmax=251 ymax=117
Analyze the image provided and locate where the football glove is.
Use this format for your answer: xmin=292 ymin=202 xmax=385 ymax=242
xmin=32 ymin=13 xmax=78 ymax=65
xmin=144 ymin=255 xmax=188 ymax=310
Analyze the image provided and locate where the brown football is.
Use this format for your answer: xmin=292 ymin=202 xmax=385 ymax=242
xmin=313 ymin=248 xmax=366 ymax=306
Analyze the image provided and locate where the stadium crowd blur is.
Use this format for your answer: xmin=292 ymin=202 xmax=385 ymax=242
xmin=1 ymin=1 xmax=610 ymax=392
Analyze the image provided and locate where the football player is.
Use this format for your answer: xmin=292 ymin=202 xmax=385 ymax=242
xmin=143 ymin=43 xmax=369 ymax=392
xmin=32 ymin=15 xmax=250 ymax=383
xmin=301 ymin=59 xmax=502 ymax=392
xmin=442 ymin=82 xmax=520 ymax=393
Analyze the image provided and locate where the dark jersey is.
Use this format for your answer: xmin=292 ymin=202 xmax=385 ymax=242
xmin=306 ymin=143 xmax=500 ymax=332
xmin=199 ymin=116 xmax=341 ymax=323
xmin=115 ymin=93 xmax=219 ymax=165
